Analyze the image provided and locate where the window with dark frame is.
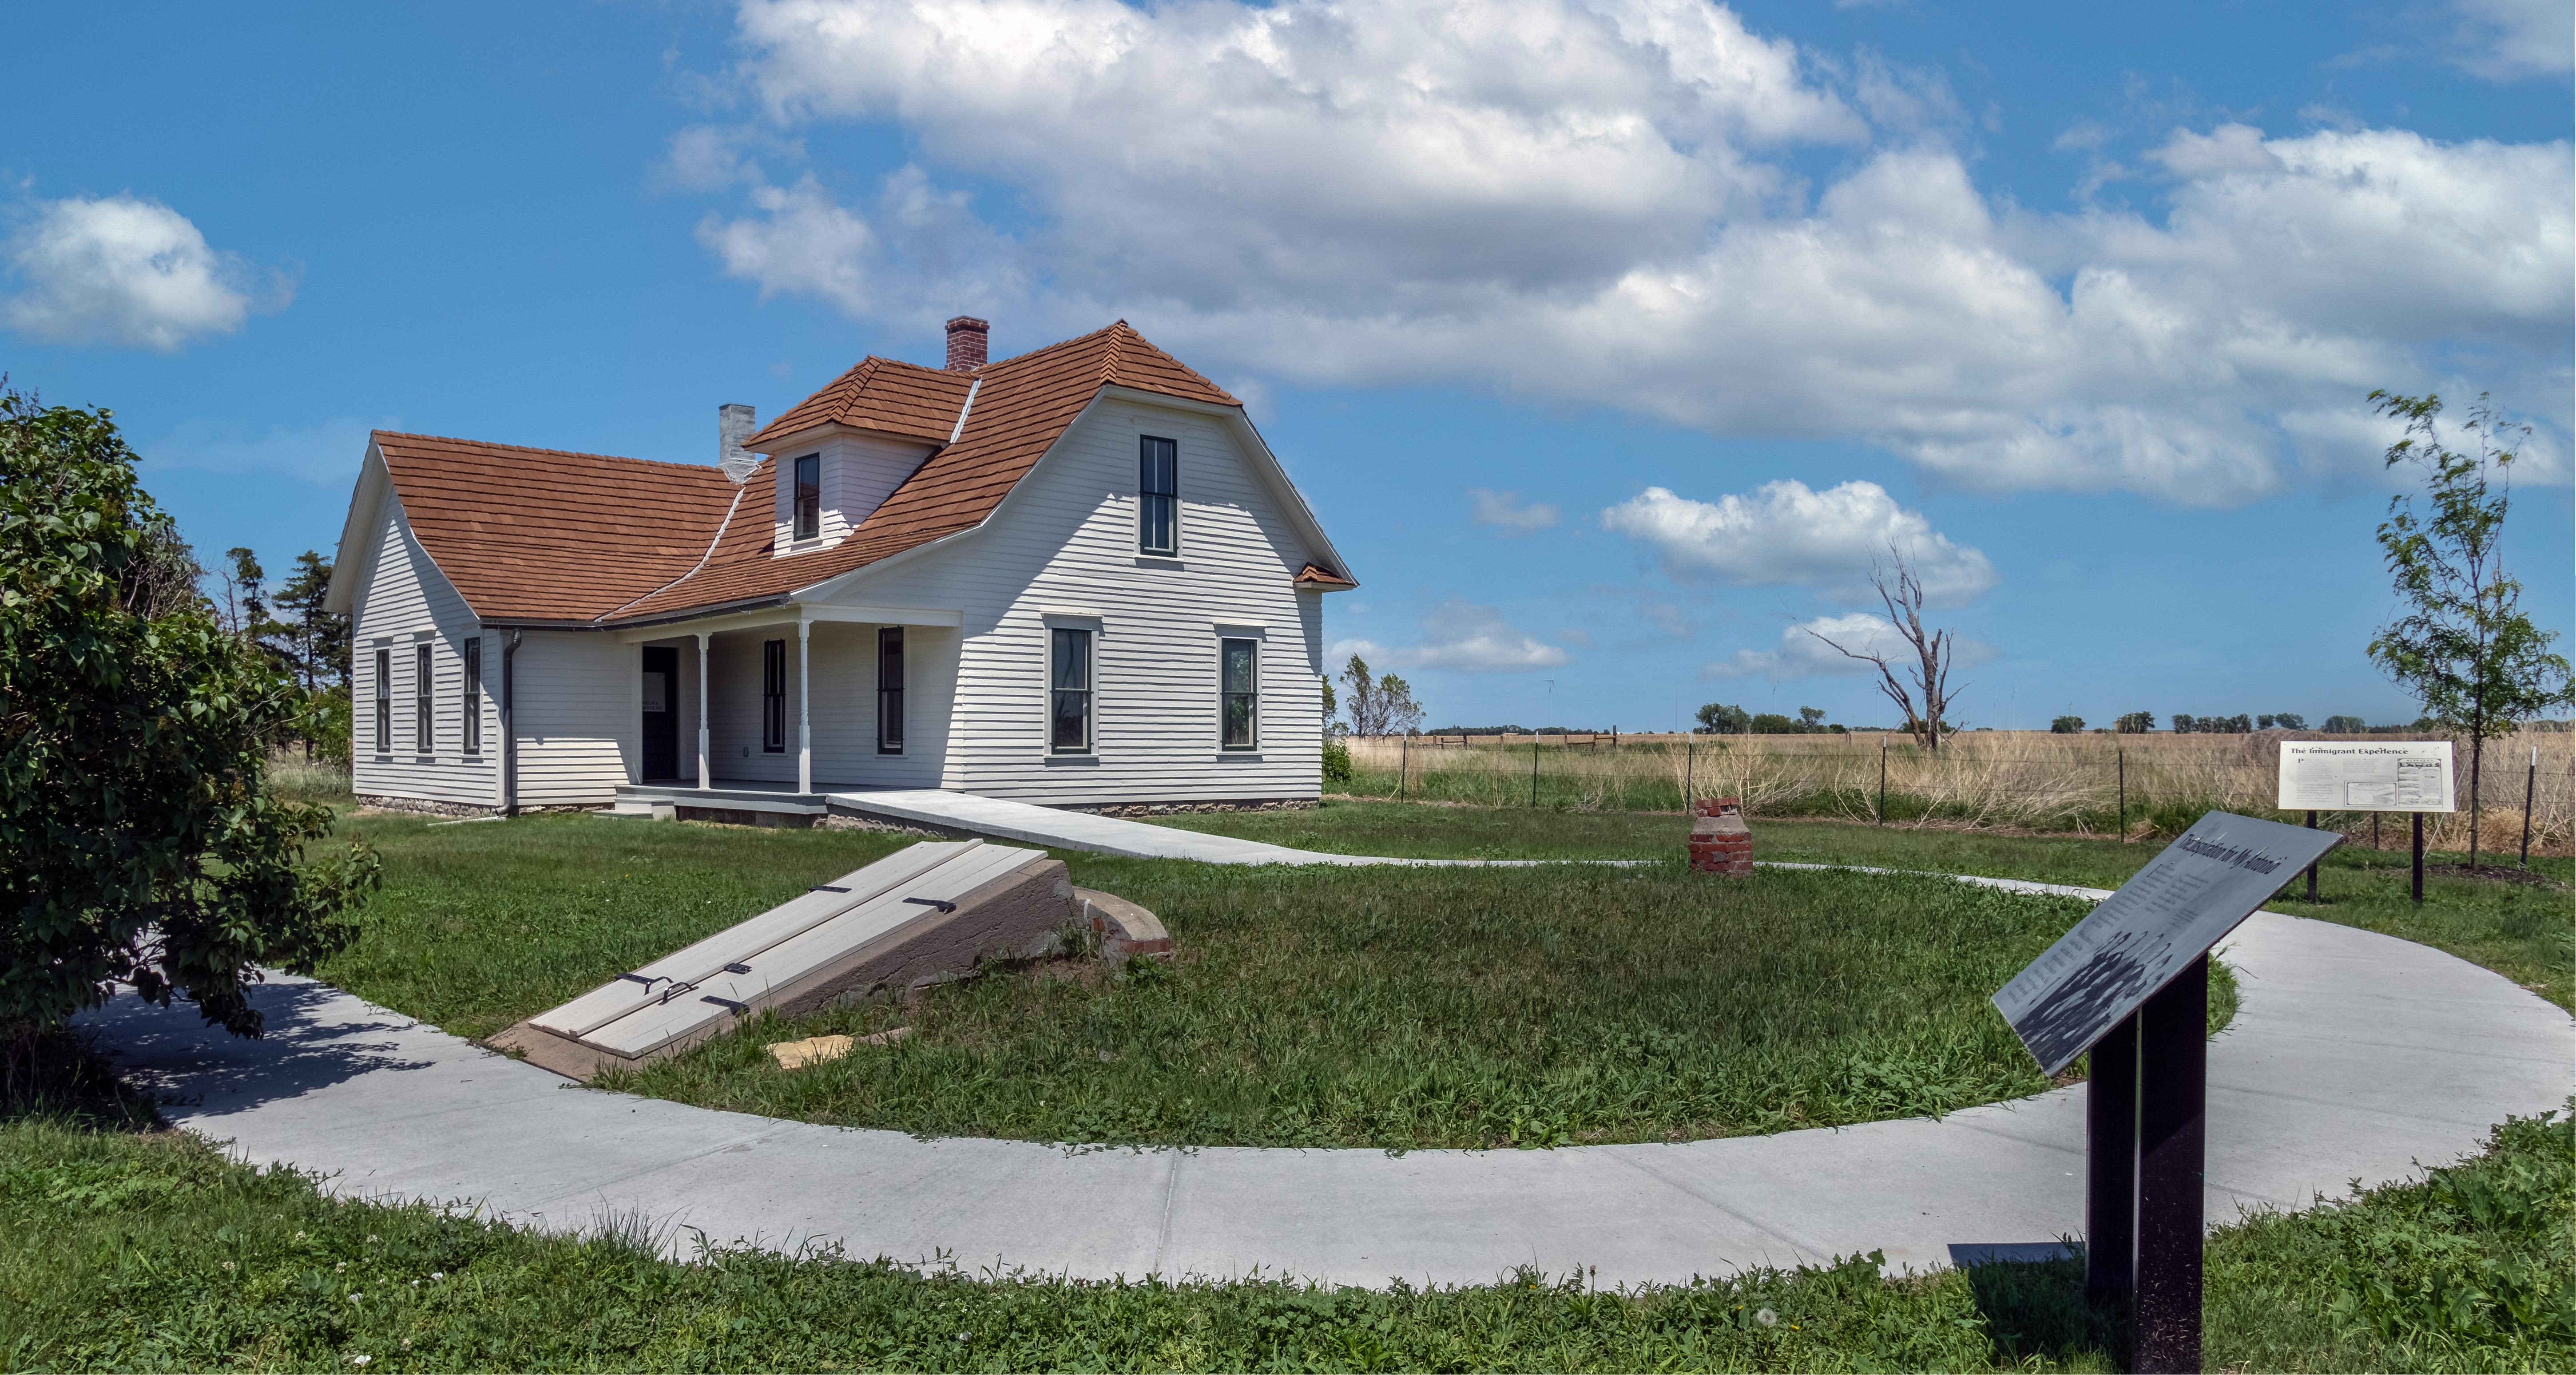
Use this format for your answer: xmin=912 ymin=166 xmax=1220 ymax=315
xmin=877 ymin=626 xmax=905 ymax=754
xmin=1220 ymin=638 xmax=1258 ymax=750
xmin=762 ymin=639 xmax=787 ymax=753
xmin=1138 ymin=435 xmax=1177 ymax=555
xmin=413 ymin=645 xmax=433 ymax=754
xmin=373 ymin=649 xmax=391 ymax=753
xmin=462 ymin=637 xmax=482 ymax=755
xmin=1049 ymin=626 xmax=1092 ymax=753
xmin=792 ymin=453 xmax=821 ymax=541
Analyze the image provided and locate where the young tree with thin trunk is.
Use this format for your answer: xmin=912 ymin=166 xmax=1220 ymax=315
xmin=1806 ymin=546 xmax=1961 ymax=749
xmin=2366 ymin=390 xmax=2573 ymax=869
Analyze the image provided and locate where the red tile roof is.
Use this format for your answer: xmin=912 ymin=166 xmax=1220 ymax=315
xmin=741 ymin=355 xmax=973 ymax=449
xmin=375 ymin=323 xmax=1259 ymax=626
xmin=369 ymin=432 xmax=738 ymax=623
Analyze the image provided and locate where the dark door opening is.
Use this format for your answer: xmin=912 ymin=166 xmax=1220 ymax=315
xmin=641 ymin=646 xmax=680 ymax=781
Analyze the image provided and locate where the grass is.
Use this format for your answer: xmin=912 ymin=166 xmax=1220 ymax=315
xmin=3 ymin=1097 xmax=2565 ymax=1372
xmin=1154 ymin=801 xmax=2576 ymax=1011
xmin=325 ymin=812 xmax=2195 ymax=1150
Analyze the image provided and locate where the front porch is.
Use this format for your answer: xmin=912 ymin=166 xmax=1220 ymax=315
xmin=618 ymin=601 xmax=962 ymax=798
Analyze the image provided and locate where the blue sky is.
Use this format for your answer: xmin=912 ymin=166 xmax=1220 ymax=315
xmin=5 ymin=0 xmax=2568 ymax=731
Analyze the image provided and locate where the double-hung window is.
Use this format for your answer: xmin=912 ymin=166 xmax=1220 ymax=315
xmin=1219 ymin=638 xmax=1258 ymax=750
xmin=461 ymin=637 xmax=482 ymax=755
xmin=876 ymin=627 xmax=905 ymax=754
xmin=413 ymin=646 xmax=433 ymax=754
xmin=1049 ymin=627 xmax=1092 ymax=753
xmin=373 ymin=649 xmax=391 ymax=753
xmin=762 ymin=639 xmax=787 ymax=753
xmin=792 ymin=454 xmax=821 ymax=541
xmin=1138 ymin=436 xmax=1177 ymax=555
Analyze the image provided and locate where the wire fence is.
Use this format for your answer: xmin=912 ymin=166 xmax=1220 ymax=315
xmin=1338 ymin=729 xmax=2575 ymax=855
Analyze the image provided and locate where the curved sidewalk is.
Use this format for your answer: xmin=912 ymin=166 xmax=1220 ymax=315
xmin=86 ymin=875 xmax=2573 ymax=1287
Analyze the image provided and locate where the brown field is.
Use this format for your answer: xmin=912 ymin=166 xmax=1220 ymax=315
xmin=1344 ymin=728 xmax=2575 ymax=854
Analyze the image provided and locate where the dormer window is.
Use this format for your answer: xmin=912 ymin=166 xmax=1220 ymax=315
xmin=792 ymin=454 xmax=821 ymax=541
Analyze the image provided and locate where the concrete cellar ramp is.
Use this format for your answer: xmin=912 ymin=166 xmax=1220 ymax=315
xmin=490 ymin=840 xmax=1072 ymax=1079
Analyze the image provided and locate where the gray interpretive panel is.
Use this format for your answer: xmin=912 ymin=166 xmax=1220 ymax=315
xmin=1994 ymin=811 xmax=2340 ymax=1075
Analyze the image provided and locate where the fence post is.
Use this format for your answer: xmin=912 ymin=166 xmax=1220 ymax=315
xmin=1685 ymin=737 xmax=1695 ymax=808
xmin=1532 ymin=736 xmax=1541 ymax=808
xmin=1398 ymin=734 xmax=1408 ymax=801
xmin=1877 ymin=734 xmax=1888 ymax=825
xmin=2118 ymin=745 xmax=2126 ymax=843
xmin=2520 ymin=746 xmax=2536 ymax=870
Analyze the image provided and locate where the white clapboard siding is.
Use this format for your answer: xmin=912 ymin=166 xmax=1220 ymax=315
xmin=511 ymin=631 xmax=635 ymax=804
xmin=826 ymin=395 xmax=1326 ymax=804
xmin=349 ymin=491 xmax=500 ymax=806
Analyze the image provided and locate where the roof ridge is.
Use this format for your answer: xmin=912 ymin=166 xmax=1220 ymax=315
xmin=373 ymin=430 xmax=725 ymax=475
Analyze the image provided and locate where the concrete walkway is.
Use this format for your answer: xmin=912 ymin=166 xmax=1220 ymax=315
xmin=825 ymin=789 xmax=1602 ymax=865
xmin=86 ymin=868 xmax=2573 ymax=1286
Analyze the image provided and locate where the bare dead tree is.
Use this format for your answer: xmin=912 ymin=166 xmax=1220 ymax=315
xmin=1805 ymin=545 xmax=1962 ymax=749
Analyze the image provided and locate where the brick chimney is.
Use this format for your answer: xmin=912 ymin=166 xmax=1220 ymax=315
xmin=944 ymin=316 xmax=989 ymax=372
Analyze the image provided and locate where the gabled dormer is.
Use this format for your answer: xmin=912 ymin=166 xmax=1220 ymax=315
xmin=737 ymin=319 xmax=985 ymax=558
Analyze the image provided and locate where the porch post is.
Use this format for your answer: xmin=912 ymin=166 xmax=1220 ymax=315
xmin=695 ymin=632 xmax=710 ymax=789
xmin=797 ymin=616 xmax=813 ymax=795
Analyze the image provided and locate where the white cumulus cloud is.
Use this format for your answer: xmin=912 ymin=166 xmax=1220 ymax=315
xmin=1707 ymin=611 xmax=1989 ymax=681
xmin=2447 ymin=0 xmax=2572 ymax=79
xmin=1600 ymin=480 xmax=1995 ymax=604
xmin=1467 ymin=487 xmax=1562 ymax=534
xmin=2 ymin=194 xmax=279 ymax=351
xmin=1333 ymin=597 xmax=1571 ymax=672
xmin=689 ymin=0 xmax=2573 ymax=504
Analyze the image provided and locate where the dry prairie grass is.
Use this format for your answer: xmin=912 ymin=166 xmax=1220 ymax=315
xmin=1344 ymin=729 xmax=2575 ymax=853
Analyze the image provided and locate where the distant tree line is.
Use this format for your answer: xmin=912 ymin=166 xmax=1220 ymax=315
xmin=1692 ymin=703 xmax=1844 ymax=735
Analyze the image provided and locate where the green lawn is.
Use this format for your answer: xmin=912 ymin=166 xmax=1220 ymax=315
xmin=4 ymin=1102 xmax=2565 ymax=1373
xmin=323 ymin=813 xmax=2189 ymax=1150
xmin=1154 ymin=801 xmax=2576 ymax=1010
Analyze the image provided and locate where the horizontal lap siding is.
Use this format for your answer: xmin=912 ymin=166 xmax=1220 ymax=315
xmin=847 ymin=397 xmax=1325 ymax=804
xmin=695 ymin=622 xmax=953 ymax=790
xmin=350 ymin=496 xmax=499 ymax=805
xmin=512 ymin=631 xmax=633 ymax=805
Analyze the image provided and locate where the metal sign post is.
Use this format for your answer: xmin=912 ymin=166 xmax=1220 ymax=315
xmin=1997 ymin=812 xmax=2340 ymax=1373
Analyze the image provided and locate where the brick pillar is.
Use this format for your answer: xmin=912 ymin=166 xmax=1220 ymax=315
xmin=1688 ymin=796 xmax=1753 ymax=875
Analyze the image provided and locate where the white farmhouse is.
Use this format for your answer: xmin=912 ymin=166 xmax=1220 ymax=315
xmin=324 ymin=318 xmax=1356 ymax=821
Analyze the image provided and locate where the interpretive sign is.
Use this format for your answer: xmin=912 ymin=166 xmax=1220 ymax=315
xmin=2275 ymin=740 xmax=2455 ymax=812
xmin=1993 ymin=811 xmax=2342 ymax=1077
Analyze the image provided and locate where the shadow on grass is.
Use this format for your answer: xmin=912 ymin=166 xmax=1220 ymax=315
xmin=1 ymin=1022 xmax=162 ymax=1133
xmin=1959 ymin=1252 xmax=2129 ymax=1371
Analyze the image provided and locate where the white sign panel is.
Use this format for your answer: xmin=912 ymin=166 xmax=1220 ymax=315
xmin=2276 ymin=741 xmax=2455 ymax=813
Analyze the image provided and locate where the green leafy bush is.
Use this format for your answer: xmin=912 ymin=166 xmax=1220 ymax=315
xmin=1322 ymin=738 xmax=1354 ymax=785
xmin=0 ymin=389 xmax=378 ymax=1038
